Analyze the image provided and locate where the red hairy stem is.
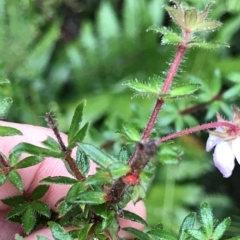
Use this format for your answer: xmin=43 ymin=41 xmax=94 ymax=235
xmin=141 ymin=44 xmax=188 ymax=142
xmin=159 ymin=121 xmax=235 ymax=143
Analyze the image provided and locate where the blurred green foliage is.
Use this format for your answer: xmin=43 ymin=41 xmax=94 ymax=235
xmin=1 ymin=0 xmax=240 ymax=237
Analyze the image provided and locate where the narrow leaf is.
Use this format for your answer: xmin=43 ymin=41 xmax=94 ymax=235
xmin=147 ymin=229 xmax=178 ymax=240
xmin=31 ymin=184 xmax=50 ymax=200
xmin=0 ymin=78 xmax=10 ymax=84
xmin=1 ymin=195 xmax=26 ymax=206
xmin=161 ymin=33 xmax=182 ymax=45
xmin=49 ymin=221 xmax=73 ymax=240
xmin=77 ymin=142 xmax=115 ymax=168
xmin=9 ymin=151 xmax=21 ymax=167
xmin=187 ymin=41 xmax=230 ymax=49
xmin=123 ymin=80 xmax=159 ymax=95
xmin=169 ymin=84 xmax=201 ymax=98
xmin=85 ymin=171 xmax=111 ymax=186
xmin=37 ymin=236 xmax=52 ymax=240
xmin=122 ymin=210 xmax=148 ymax=226
xmin=15 ymin=156 xmax=44 ymax=169
xmin=212 ymin=217 xmax=231 ymax=240
xmin=76 ymin=147 xmax=90 ymax=177
xmin=10 ymin=143 xmax=64 ymax=159
xmin=8 ymin=170 xmax=23 ymax=192
xmin=6 ymin=203 xmax=28 ymax=219
xmin=31 ymin=201 xmax=51 ymax=218
xmin=185 ymin=229 xmax=206 ymax=240
xmin=40 ymin=176 xmax=78 ymax=185
xmin=0 ymin=126 xmax=22 ymax=137
xmin=109 ymin=163 xmax=131 ymax=179
xmin=22 ymin=206 xmax=36 ymax=234
xmin=66 ymin=182 xmax=85 ymax=202
xmin=68 ymin=100 xmax=86 ymax=146
xmin=0 ymin=173 xmax=7 ymax=186
xmin=42 ymin=137 xmax=60 ymax=151
xmin=122 ymin=227 xmax=151 ymax=240
xmin=179 ymin=212 xmax=196 ymax=240
xmin=68 ymin=191 xmax=106 ymax=204
xmin=117 ymin=123 xmax=141 ymax=142
xmin=0 ymin=97 xmax=13 ymax=117
xmin=200 ymin=202 xmax=214 ymax=237
xmin=15 ymin=235 xmax=25 ymax=240
xmin=78 ymin=224 xmax=93 ymax=240
xmin=68 ymin=122 xmax=89 ymax=149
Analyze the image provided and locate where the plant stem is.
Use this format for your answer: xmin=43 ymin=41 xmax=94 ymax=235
xmin=45 ymin=113 xmax=85 ymax=181
xmin=159 ymin=121 xmax=235 ymax=143
xmin=141 ymin=44 xmax=187 ymax=142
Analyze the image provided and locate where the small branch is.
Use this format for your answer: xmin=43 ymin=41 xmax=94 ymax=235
xmin=45 ymin=113 xmax=85 ymax=181
xmin=159 ymin=121 xmax=235 ymax=143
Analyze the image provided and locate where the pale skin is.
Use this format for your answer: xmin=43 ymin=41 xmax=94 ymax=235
xmin=0 ymin=121 xmax=146 ymax=239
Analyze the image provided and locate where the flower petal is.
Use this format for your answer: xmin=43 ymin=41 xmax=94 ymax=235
xmin=231 ymin=137 xmax=240 ymax=164
xmin=213 ymin=142 xmax=235 ymax=178
xmin=206 ymin=130 xmax=224 ymax=152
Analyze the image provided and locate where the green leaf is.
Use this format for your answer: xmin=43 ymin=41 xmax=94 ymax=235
xmin=69 ymin=122 xmax=89 ymax=149
xmin=1 ymin=195 xmax=26 ymax=206
xmin=77 ymin=142 xmax=116 ymax=168
xmin=117 ymin=122 xmax=141 ymax=142
xmin=85 ymin=171 xmax=111 ymax=186
xmin=0 ymin=173 xmax=7 ymax=186
xmin=200 ymin=202 xmax=214 ymax=237
xmin=122 ymin=210 xmax=148 ymax=226
xmin=42 ymin=137 xmax=60 ymax=151
xmin=78 ymin=224 xmax=93 ymax=240
xmin=0 ymin=126 xmax=22 ymax=137
xmin=14 ymin=156 xmax=44 ymax=169
xmin=68 ymin=100 xmax=86 ymax=146
xmin=37 ymin=235 xmax=52 ymax=240
xmin=147 ymin=26 xmax=179 ymax=37
xmin=58 ymin=201 xmax=74 ymax=217
xmin=6 ymin=203 xmax=28 ymax=219
xmin=179 ymin=212 xmax=196 ymax=240
xmin=0 ymin=78 xmax=10 ymax=85
xmin=122 ymin=227 xmax=151 ymax=240
xmin=161 ymin=33 xmax=182 ymax=45
xmin=31 ymin=201 xmax=51 ymax=218
xmin=158 ymin=144 xmax=182 ymax=165
xmin=187 ymin=41 xmax=230 ymax=49
xmin=169 ymin=84 xmax=201 ymax=98
xmin=0 ymin=97 xmax=13 ymax=117
xmin=10 ymin=142 xmax=64 ymax=159
xmin=15 ymin=235 xmax=25 ymax=240
xmin=109 ymin=163 xmax=131 ymax=179
xmin=22 ymin=206 xmax=36 ymax=234
xmin=212 ymin=217 xmax=231 ymax=240
xmin=185 ymin=229 xmax=206 ymax=240
xmin=123 ymin=80 xmax=159 ymax=95
xmin=192 ymin=20 xmax=222 ymax=32
xmin=9 ymin=151 xmax=22 ymax=167
xmin=68 ymin=191 xmax=106 ymax=204
xmin=76 ymin=147 xmax=90 ymax=177
xmin=8 ymin=170 xmax=23 ymax=192
xmin=31 ymin=184 xmax=50 ymax=200
xmin=147 ymin=229 xmax=178 ymax=240
xmin=40 ymin=176 xmax=78 ymax=185
xmin=49 ymin=221 xmax=73 ymax=240
xmin=66 ymin=182 xmax=85 ymax=202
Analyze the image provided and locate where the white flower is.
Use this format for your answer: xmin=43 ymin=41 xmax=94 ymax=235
xmin=206 ymin=106 xmax=240 ymax=178
xmin=206 ymin=134 xmax=240 ymax=177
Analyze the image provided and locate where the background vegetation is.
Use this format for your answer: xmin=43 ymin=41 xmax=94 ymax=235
xmin=1 ymin=0 xmax=240 ymax=237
